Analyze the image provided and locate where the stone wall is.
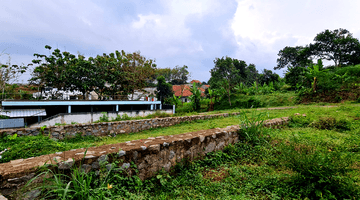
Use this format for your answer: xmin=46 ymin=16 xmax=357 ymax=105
xmin=0 ymin=112 xmax=241 ymax=140
xmin=31 ymin=109 xmax=174 ymax=128
xmin=0 ymin=117 xmax=290 ymax=196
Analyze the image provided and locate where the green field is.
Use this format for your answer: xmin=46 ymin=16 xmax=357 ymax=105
xmin=6 ymin=103 xmax=360 ymax=199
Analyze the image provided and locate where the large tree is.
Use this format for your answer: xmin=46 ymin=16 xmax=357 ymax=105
xmin=209 ymin=57 xmax=241 ymax=106
xmin=153 ymin=65 xmax=190 ymax=85
xmin=312 ymin=28 xmax=360 ymax=67
xmin=30 ymin=45 xmax=75 ymax=94
xmin=274 ymin=46 xmax=313 ymax=70
xmin=156 ymin=75 xmax=173 ymax=104
xmin=258 ymin=69 xmax=280 ymax=85
xmin=30 ymin=46 xmax=156 ymax=99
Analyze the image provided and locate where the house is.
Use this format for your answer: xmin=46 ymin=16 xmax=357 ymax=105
xmin=173 ymin=84 xmax=206 ymax=103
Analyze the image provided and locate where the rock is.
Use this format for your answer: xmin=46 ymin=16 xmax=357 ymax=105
xmin=22 ymin=189 xmax=41 ymax=200
xmin=91 ymin=162 xmax=100 ymax=169
xmin=106 ymin=164 xmax=113 ymax=171
xmin=169 ymin=151 xmax=175 ymax=160
xmin=163 ymin=142 xmax=169 ymax=147
xmin=122 ymin=163 xmax=130 ymax=169
xmin=0 ymin=194 xmax=7 ymax=200
xmin=97 ymin=155 xmax=108 ymax=163
xmin=81 ymin=164 xmax=92 ymax=173
xmin=148 ymin=144 xmax=160 ymax=152
xmin=118 ymin=150 xmax=126 ymax=157
xmin=141 ymin=146 xmax=147 ymax=150
xmin=204 ymin=142 xmax=216 ymax=154
xmin=58 ymin=158 xmax=74 ymax=170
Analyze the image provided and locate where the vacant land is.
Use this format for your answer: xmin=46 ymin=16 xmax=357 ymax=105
xmin=3 ymin=103 xmax=360 ymax=199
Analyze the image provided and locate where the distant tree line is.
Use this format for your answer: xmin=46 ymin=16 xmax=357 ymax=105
xmin=208 ymin=57 xmax=279 ymax=105
xmin=275 ymin=28 xmax=360 ymax=89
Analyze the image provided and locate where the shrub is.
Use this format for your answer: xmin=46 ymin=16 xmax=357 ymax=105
xmin=279 ymin=138 xmax=359 ymax=199
xmin=98 ymin=112 xmax=109 ymax=122
xmin=310 ymin=117 xmax=351 ymax=131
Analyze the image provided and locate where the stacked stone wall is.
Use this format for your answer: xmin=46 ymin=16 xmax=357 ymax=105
xmin=0 ymin=116 xmax=290 ymax=196
xmin=0 ymin=113 xmax=241 ymax=140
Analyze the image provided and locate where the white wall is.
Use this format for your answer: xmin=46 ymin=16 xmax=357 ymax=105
xmin=31 ymin=109 xmax=173 ymax=127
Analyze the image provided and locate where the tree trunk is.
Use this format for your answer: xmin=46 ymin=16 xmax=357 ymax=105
xmin=228 ymin=90 xmax=231 ymax=106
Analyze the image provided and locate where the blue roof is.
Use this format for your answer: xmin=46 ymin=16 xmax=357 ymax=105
xmin=1 ymin=100 xmax=161 ymax=107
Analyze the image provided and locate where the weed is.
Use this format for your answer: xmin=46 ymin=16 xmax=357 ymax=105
xmin=279 ymin=137 xmax=359 ymax=199
xmin=310 ymin=117 xmax=351 ymax=131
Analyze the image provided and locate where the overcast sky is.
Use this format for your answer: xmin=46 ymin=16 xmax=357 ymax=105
xmin=1 ymin=0 xmax=360 ymax=84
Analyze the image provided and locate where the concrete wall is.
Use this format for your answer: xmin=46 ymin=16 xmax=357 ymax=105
xmin=31 ymin=109 xmax=173 ymax=128
xmin=0 ymin=112 xmax=242 ymax=140
xmin=0 ymin=117 xmax=290 ymax=196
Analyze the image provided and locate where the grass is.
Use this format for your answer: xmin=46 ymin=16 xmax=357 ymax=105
xmin=2 ymin=103 xmax=360 ymax=163
xmin=16 ymin=104 xmax=360 ymax=199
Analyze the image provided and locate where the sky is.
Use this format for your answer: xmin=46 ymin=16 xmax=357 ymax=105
xmin=1 ymin=0 xmax=360 ymax=84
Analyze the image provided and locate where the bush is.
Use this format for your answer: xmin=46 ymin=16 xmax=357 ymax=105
xmin=279 ymin=138 xmax=359 ymax=199
xmin=310 ymin=117 xmax=351 ymax=131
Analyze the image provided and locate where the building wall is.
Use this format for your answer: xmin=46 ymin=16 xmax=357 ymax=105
xmin=30 ymin=110 xmax=173 ymax=128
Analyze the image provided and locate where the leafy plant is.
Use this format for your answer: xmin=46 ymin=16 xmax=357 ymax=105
xmin=98 ymin=112 xmax=109 ymax=122
xmin=189 ymin=82 xmax=202 ymax=111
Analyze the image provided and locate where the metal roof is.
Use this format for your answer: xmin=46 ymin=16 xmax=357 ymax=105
xmin=0 ymin=109 xmax=47 ymax=118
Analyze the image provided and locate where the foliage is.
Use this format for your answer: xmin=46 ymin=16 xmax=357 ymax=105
xmin=279 ymin=137 xmax=358 ymax=199
xmin=169 ymin=94 xmax=182 ymax=108
xmin=274 ymin=46 xmax=313 ymax=70
xmin=189 ymin=82 xmax=201 ymax=111
xmin=0 ymin=51 xmax=28 ymax=95
xmin=209 ymin=57 xmax=243 ymax=106
xmin=114 ymin=113 xmax=131 ymax=121
xmin=153 ymin=65 xmax=190 ymax=85
xmin=156 ymin=75 xmax=173 ymax=104
xmin=30 ymin=46 xmax=156 ymax=99
xmin=258 ymin=69 xmax=280 ymax=85
xmin=97 ymin=112 xmax=110 ymax=122
xmin=313 ymin=28 xmax=360 ymax=67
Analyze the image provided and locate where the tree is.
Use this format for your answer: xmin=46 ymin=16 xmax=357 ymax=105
xmin=245 ymin=63 xmax=259 ymax=86
xmin=30 ymin=46 xmax=156 ymax=99
xmin=258 ymin=69 xmax=280 ymax=85
xmin=171 ymin=65 xmax=190 ymax=85
xmin=30 ymin=45 xmax=74 ymax=97
xmin=0 ymin=51 xmax=28 ymax=94
xmin=312 ymin=28 xmax=360 ymax=67
xmin=274 ymin=46 xmax=313 ymax=70
xmin=156 ymin=76 xmax=173 ymax=104
xmin=153 ymin=65 xmax=190 ymax=85
xmin=209 ymin=57 xmax=241 ymax=106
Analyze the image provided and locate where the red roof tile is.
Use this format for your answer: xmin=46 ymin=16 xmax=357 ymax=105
xmin=190 ymin=80 xmax=201 ymax=84
xmin=173 ymin=85 xmax=206 ymax=97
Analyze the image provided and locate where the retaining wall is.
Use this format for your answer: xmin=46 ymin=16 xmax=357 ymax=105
xmin=0 ymin=117 xmax=290 ymax=196
xmin=0 ymin=112 xmax=241 ymax=140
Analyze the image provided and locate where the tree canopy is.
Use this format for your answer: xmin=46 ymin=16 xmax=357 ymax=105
xmin=30 ymin=45 xmax=156 ymax=99
xmin=156 ymin=75 xmax=173 ymax=104
xmin=275 ymin=28 xmax=360 ymax=70
xmin=313 ymin=28 xmax=360 ymax=67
